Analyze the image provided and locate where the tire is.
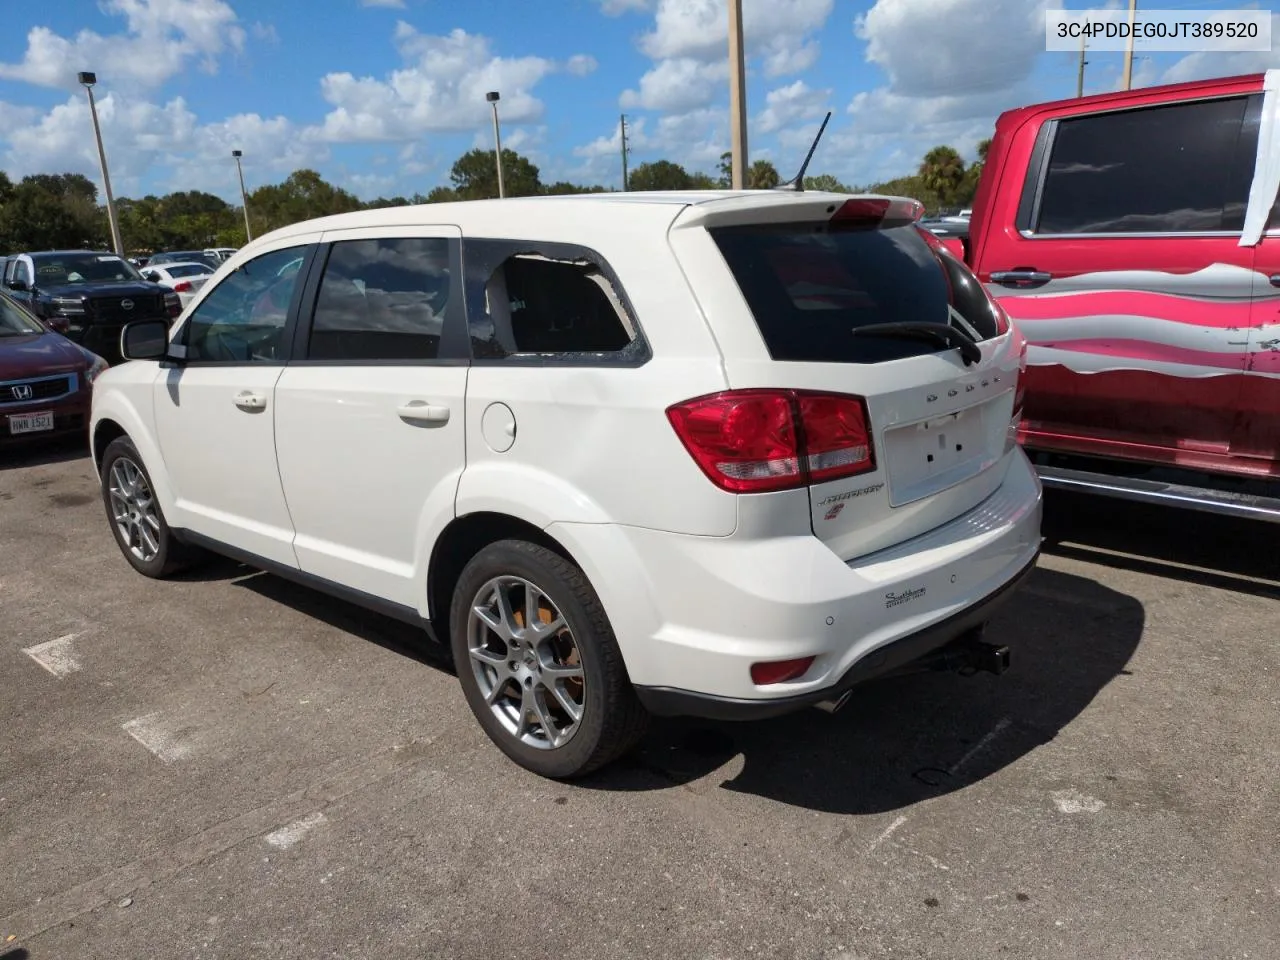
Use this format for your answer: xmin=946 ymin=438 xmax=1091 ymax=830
xmin=99 ymin=435 xmax=202 ymax=578
xmin=449 ymin=539 xmax=649 ymax=779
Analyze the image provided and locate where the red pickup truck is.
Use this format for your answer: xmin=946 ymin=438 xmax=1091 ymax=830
xmin=955 ymin=72 xmax=1280 ymax=522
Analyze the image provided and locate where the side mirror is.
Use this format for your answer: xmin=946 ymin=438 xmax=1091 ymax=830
xmin=121 ymin=319 xmax=173 ymax=362
xmin=8 ymin=279 xmax=29 ymax=292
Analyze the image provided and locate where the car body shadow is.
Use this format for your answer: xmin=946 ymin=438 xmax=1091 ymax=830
xmin=226 ymin=567 xmax=453 ymax=672
xmin=1041 ymin=490 xmax=1280 ymax=599
xmin=0 ymin=435 xmax=89 ymax=471
xmin=581 ymin=565 xmax=1143 ymax=815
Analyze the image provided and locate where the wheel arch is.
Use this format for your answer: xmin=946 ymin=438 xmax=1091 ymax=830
xmin=426 ymin=511 xmax=574 ymax=638
xmin=90 ymin=394 xmax=177 ymax=514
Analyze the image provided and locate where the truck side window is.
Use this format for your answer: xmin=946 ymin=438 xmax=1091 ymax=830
xmin=1035 ymin=97 xmax=1254 ymax=235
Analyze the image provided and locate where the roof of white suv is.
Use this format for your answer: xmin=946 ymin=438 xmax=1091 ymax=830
xmin=256 ymin=190 xmax=872 ymax=246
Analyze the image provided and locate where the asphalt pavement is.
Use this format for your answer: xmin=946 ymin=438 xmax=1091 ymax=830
xmin=1 ymin=439 xmax=1277 ymax=960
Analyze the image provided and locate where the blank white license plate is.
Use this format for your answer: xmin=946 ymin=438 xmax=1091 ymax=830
xmin=8 ymin=410 xmax=55 ymax=435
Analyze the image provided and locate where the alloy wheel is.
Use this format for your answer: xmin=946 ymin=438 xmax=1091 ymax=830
xmin=466 ymin=575 xmax=586 ymax=750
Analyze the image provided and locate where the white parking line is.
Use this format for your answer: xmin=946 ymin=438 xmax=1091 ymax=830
xmin=264 ymin=812 xmax=328 ymax=849
xmin=22 ymin=634 xmax=82 ymax=678
xmin=868 ymin=815 xmax=908 ymax=852
xmin=121 ymin=713 xmax=194 ymax=764
xmin=948 ymin=716 xmax=1012 ymax=776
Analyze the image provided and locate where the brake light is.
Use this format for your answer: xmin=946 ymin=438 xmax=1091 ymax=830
xmin=666 ymin=389 xmax=875 ymax=494
xmin=164 ymin=292 xmax=182 ymax=317
xmin=751 ymin=656 xmax=816 ymax=685
xmin=831 ymin=197 xmax=924 ymax=229
xmin=172 ymin=281 xmax=192 ymax=293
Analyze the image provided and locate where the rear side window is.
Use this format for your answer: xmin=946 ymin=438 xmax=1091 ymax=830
xmin=709 ymin=223 xmax=1001 ymax=364
xmin=1035 ymin=97 xmax=1254 ymax=234
xmin=463 ymin=239 xmax=646 ymax=363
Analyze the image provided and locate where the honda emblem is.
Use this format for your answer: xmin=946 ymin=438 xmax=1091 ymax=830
xmin=11 ymin=384 xmax=33 ymax=401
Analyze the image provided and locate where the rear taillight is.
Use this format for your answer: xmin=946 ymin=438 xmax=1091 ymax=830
xmin=164 ymin=292 xmax=182 ymax=317
xmin=666 ymin=389 xmax=875 ymax=494
xmin=172 ymin=281 xmax=192 ymax=293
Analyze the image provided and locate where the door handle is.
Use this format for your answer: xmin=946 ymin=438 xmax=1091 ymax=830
xmin=989 ymin=269 xmax=1052 ymax=288
xmin=1269 ymin=274 xmax=1280 ymax=287
xmin=234 ymin=390 xmax=267 ymax=412
xmin=396 ymin=401 xmax=451 ymax=424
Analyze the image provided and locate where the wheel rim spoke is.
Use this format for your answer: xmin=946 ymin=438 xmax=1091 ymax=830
xmin=466 ymin=574 xmax=586 ymax=751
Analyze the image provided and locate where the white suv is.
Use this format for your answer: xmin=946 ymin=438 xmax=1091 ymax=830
xmin=90 ymin=191 xmax=1042 ymax=778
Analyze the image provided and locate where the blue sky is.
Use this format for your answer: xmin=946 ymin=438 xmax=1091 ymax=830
xmin=0 ymin=0 xmax=1276 ymax=203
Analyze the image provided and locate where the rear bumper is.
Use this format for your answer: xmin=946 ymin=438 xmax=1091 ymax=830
xmin=634 ymin=548 xmax=1037 ymax=720
xmin=550 ymin=449 xmax=1043 ymax=711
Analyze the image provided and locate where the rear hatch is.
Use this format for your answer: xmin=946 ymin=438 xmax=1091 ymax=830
xmin=674 ymin=195 xmax=1025 ymax=561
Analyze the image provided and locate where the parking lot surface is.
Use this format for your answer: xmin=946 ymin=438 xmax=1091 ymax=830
xmin=2 ymin=441 xmax=1278 ymax=960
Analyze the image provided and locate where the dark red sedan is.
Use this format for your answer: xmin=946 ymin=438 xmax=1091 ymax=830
xmin=0 ymin=290 xmax=107 ymax=444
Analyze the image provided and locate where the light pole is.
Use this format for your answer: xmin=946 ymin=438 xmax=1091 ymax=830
xmin=78 ymin=71 xmax=124 ymax=257
xmin=486 ymin=91 xmax=505 ymax=199
xmin=727 ymin=0 xmax=749 ymax=189
xmin=232 ymin=150 xmax=252 ymax=242
xmin=1121 ymin=0 xmax=1138 ymax=90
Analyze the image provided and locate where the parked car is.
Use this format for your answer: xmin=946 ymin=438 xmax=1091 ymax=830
xmin=960 ymin=72 xmax=1280 ymax=521
xmin=205 ymin=247 xmax=238 ymax=262
xmin=148 ymin=250 xmax=222 ymax=270
xmin=1 ymin=251 xmax=180 ymax=365
xmin=142 ymin=261 xmax=215 ymax=308
xmin=1 ymin=289 xmax=108 ymax=443
xmin=90 ymin=191 xmax=1042 ymax=778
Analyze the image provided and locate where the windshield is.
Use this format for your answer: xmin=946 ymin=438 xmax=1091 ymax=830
xmin=32 ymin=253 xmax=143 ymax=285
xmin=0 ymin=295 xmax=45 ymax=336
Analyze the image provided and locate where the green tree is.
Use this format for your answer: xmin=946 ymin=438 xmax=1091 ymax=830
xmin=748 ymin=159 xmax=780 ymax=190
xmin=976 ymin=137 xmax=992 ymax=165
xmin=449 ymin=148 xmax=541 ymax=200
xmin=424 ymin=186 xmax=460 ymax=203
xmin=0 ymin=173 xmax=106 ymax=252
xmin=542 ymin=181 xmax=609 ymax=195
xmin=918 ymin=146 xmax=966 ymax=208
xmin=246 ymin=169 xmax=362 ymax=233
xmin=716 ymin=151 xmax=732 ymax=187
xmin=803 ymin=173 xmax=849 ymax=192
xmin=629 ymin=160 xmax=698 ymax=191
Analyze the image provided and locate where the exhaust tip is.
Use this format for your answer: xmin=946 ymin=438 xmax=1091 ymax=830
xmin=815 ymin=689 xmax=853 ymax=714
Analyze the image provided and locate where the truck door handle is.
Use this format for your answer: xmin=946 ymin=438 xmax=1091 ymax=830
xmin=397 ymin=401 xmax=451 ymax=425
xmin=234 ymin=390 xmax=267 ymax=412
xmin=1269 ymin=274 xmax=1280 ymax=287
xmin=990 ymin=270 xmax=1052 ymax=288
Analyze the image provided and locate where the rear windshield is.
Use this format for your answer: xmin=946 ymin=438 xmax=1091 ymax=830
xmin=167 ymin=264 xmax=212 ymax=278
xmin=708 ymin=222 xmax=1001 ymax=364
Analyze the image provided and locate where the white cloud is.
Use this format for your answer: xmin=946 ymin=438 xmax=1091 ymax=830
xmin=251 ymin=21 xmax=280 ymax=44
xmin=565 ymin=54 xmax=599 ymax=77
xmin=1159 ymin=13 xmax=1280 ymax=85
xmin=620 ymin=57 xmax=728 ymax=111
xmin=638 ymin=0 xmax=833 ymax=77
xmin=314 ymin=25 xmax=572 ymax=142
xmin=755 ymin=80 xmax=831 ymax=134
xmin=0 ymin=0 xmax=244 ymax=93
xmin=855 ymin=0 xmax=1047 ymax=97
xmin=597 ymin=0 xmax=652 ymax=13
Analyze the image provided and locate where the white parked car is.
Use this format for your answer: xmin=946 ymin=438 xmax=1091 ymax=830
xmin=141 ymin=261 xmax=215 ymax=308
xmin=90 ymin=191 xmax=1042 ymax=778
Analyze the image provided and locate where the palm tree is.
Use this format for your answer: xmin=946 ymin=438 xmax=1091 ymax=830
xmin=918 ymin=146 xmax=967 ymax=207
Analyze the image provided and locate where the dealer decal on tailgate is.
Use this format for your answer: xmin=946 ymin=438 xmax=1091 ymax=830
xmin=884 ymin=587 xmax=926 ymax=609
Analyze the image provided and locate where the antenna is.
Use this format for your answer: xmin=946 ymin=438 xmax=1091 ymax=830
xmin=775 ymin=111 xmax=832 ymax=192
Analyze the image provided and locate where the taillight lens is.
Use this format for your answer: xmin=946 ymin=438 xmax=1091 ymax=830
xmin=164 ymin=292 xmax=182 ymax=317
xmin=172 ymin=281 xmax=192 ymax=293
xmin=751 ymin=656 xmax=816 ymax=685
xmin=667 ymin=389 xmax=875 ymax=493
